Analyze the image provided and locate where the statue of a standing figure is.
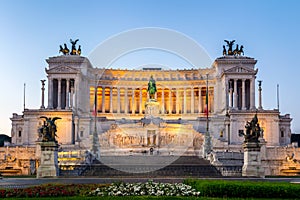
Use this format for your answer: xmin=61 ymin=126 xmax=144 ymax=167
xmin=70 ymin=39 xmax=79 ymax=55
xmin=39 ymin=116 xmax=61 ymax=142
xmin=147 ymin=75 xmax=157 ymax=100
xmin=224 ymin=40 xmax=235 ymax=55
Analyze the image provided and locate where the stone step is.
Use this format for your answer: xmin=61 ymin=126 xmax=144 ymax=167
xmin=59 ymin=156 xmax=222 ymax=177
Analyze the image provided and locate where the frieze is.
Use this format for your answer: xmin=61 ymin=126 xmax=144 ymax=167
xmin=223 ymin=66 xmax=257 ymax=74
xmin=46 ymin=65 xmax=79 ymax=74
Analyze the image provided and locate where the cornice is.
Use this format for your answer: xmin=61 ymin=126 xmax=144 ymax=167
xmin=214 ymin=56 xmax=257 ymax=65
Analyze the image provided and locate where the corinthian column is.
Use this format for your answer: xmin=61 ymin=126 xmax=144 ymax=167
xmin=125 ymin=87 xmax=128 ymax=114
xmin=110 ymin=87 xmax=113 ymax=113
xmin=176 ymin=88 xmax=179 ymax=114
xmin=161 ymin=88 xmax=165 ymax=114
xmin=183 ymin=87 xmax=187 ymax=114
xmin=233 ymin=79 xmax=238 ymax=109
xmin=102 ymin=86 xmax=106 ymax=113
xmin=169 ymin=88 xmax=172 ymax=114
xmin=132 ymin=88 xmax=135 ymax=114
xmin=117 ymin=87 xmax=120 ymax=113
xmin=57 ymin=78 xmax=62 ymax=109
xmin=199 ymin=87 xmax=203 ymax=113
xmin=47 ymin=78 xmax=53 ymax=109
xmin=139 ymin=88 xmax=143 ymax=114
xmin=250 ymin=78 xmax=255 ymax=110
xmin=65 ymin=79 xmax=70 ymax=109
xmin=70 ymin=86 xmax=74 ymax=108
xmin=242 ymin=79 xmax=246 ymax=110
xmin=191 ymin=86 xmax=194 ymax=114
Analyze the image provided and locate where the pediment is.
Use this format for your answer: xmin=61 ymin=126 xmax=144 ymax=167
xmin=224 ymin=66 xmax=257 ymax=74
xmin=46 ymin=65 xmax=79 ymax=74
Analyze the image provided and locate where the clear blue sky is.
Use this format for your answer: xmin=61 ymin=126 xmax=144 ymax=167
xmin=0 ymin=0 xmax=300 ymax=135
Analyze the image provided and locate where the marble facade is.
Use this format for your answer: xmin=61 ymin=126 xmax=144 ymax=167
xmin=7 ymin=52 xmax=295 ymax=176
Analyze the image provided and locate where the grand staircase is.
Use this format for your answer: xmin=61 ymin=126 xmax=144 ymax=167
xmin=59 ymin=156 xmax=222 ymax=177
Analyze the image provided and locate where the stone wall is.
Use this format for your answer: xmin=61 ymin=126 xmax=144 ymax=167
xmin=0 ymin=146 xmax=36 ymax=175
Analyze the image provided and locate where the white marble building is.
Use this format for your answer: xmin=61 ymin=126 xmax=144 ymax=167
xmin=8 ymin=50 xmax=297 ymax=176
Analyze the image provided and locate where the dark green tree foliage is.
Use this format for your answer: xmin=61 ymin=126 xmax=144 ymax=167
xmin=0 ymin=134 xmax=11 ymax=147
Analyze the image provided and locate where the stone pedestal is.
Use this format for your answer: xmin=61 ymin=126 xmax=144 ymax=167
xmin=145 ymin=100 xmax=160 ymax=118
xmin=242 ymin=142 xmax=264 ymax=177
xmin=36 ymin=141 xmax=59 ymax=178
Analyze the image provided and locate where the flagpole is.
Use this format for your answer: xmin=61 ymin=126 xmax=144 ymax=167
xmin=277 ymin=84 xmax=280 ymax=111
xmin=92 ymin=74 xmax=100 ymax=160
xmin=206 ymin=74 xmax=209 ymax=133
xmin=23 ymin=83 xmax=26 ymax=111
xmin=203 ymin=73 xmax=211 ymax=158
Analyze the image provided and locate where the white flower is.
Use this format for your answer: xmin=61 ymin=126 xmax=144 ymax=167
xmin=89 ymin=181 xmax=200 ymax=197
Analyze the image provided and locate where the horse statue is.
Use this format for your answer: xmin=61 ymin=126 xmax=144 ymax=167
xmin=70 ymin=39 xmax=79 ymax=55
xmin=39 ymin=116 xmax=61 ymax=142
xmin=238 ymin=45 xmax=244 ymax=56
xmin=224 ymin=40 xmax=235 ymax=55
xmin=233 ymin=44 xmax=239 ymax=55
xmin=147 ymin=75 xmax=157 ymax=100
xmin=77 ymin=45 xmax=81 ymax=55
xmin=59 ymin=43 xmax=69 ymax=55
xmin=222 ymin=45 xmax=227 ymax=56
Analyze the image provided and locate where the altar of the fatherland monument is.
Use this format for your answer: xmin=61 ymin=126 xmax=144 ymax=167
xmin=1 ymin=39 xmax=300 ymax=177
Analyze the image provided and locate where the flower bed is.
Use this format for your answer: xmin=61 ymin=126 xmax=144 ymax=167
xmin=0 ymin=183 xmax=106 ymax=198
xmin=89 ymin=180 xmax=200 ymax=197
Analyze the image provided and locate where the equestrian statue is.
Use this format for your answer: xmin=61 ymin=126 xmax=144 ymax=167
xmin=147 ymin=75 xmax=157 ymax=100
xmin=223 ymin=40 xmax=244 ymax=56
xmin=59 ymin=39 xmax=81 ymax=55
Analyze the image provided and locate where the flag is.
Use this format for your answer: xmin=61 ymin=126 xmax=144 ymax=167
xmin=92 ymin=87 xmax=97 ymax=116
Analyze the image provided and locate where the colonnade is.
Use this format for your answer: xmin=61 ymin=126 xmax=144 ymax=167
xmin=47 ymin=78 xmax=75 ymax=109
xmin=91 ymin=86 xmax=214 ymax=115
xmin=228 ymin=78 xmax=255 ymax=110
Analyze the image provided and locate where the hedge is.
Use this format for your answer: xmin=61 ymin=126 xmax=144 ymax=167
xmin=184 ymin=179 xmax=300 ymax=199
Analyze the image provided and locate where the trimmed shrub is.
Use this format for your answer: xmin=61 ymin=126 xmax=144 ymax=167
xmin=184 ymin=179 xmax=300 ymax=199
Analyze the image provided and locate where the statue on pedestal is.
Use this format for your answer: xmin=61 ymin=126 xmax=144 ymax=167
xmin=70 ymin=39 xmax=79 ymax=55
xmin=223 ymin=40 xmax=244 ymax=56
xmin=241 ymin=113 xmax=264 ymax=177
xmin=37 ymin=116 xmax=61 ymax=178
xmin=59 ymin=44 xmax=69 ymax=55
xmin=59 ymin=39 xmax=81 ymax=55
xmin=239 ymin=114 xmax=261 ymax=143
xmin=147 ymin=75 xmax=157 ymax=100
xmin=39 ymin=116 xmax=61 ymax=143
xmin=224 ymin=40 xmax=235 ymax=55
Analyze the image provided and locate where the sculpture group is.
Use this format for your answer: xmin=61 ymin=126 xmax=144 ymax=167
xmin=38 ymin=116 xmax=61 ymax=142
xmin=223 ymin=40 xmax=244 ymax=56
xmin=239 ymin=114 xmax=261 ymax=143
xmin=59 ymin=39 xmax=81 ymax=55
